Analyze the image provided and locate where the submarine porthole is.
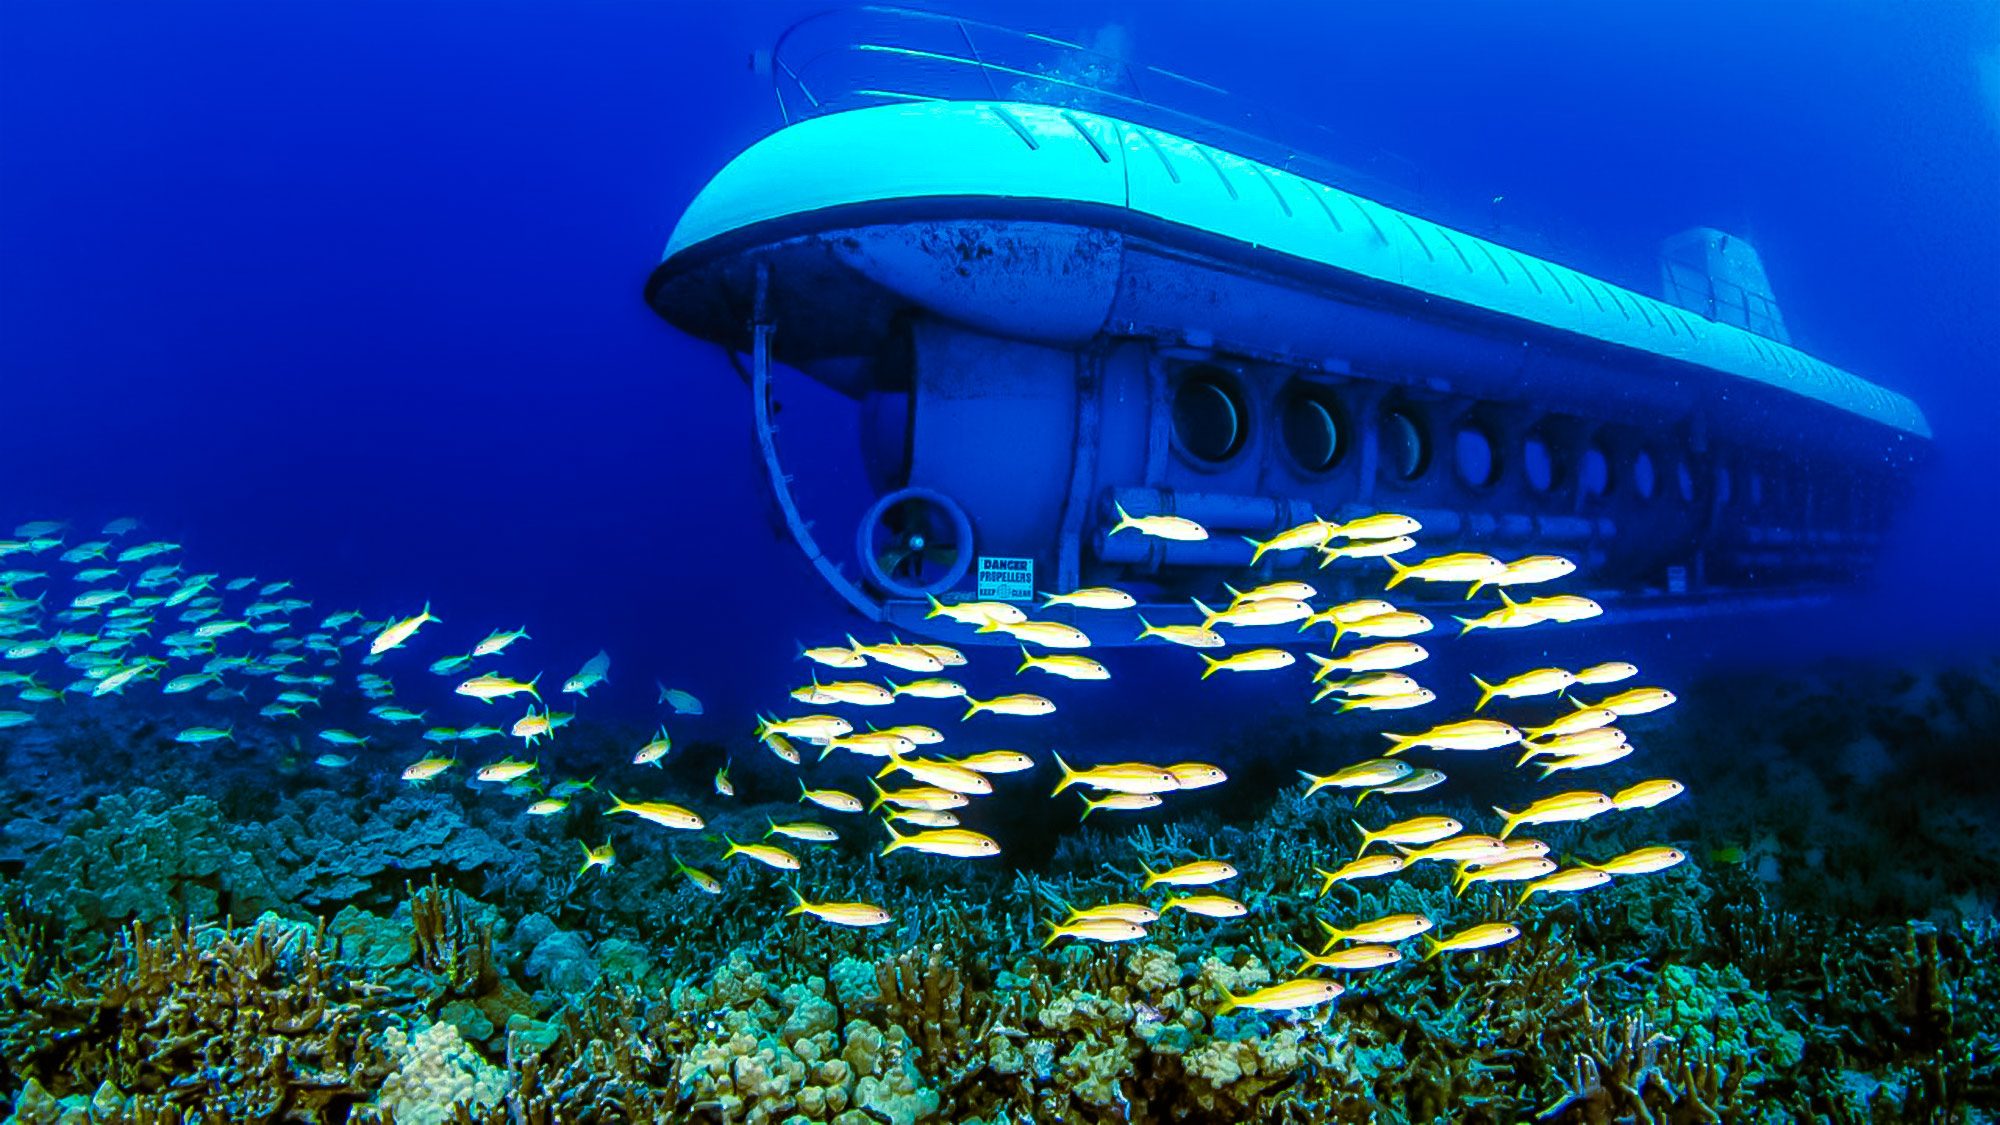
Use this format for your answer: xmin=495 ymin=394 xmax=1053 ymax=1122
xmin=1581 ymin=444 xmax=1611 ymax=498
xmin=1381 ymin=409 xmax=1428 ymax=481
xmin=1172 ymin=368 xmax=1247 ymax=463
xmin=1677 ymin=460 xmax=1696 ymax=503
xmin=1280 ymin=389 xmax=1344 ymax=473
xmin=1632 ymin=450 xmax=1657 ymax=500
xmin=1523 ymin=433 xmax=1555 ymax=492
xmin=1453 ymin=425 xmax=1498 ymax=489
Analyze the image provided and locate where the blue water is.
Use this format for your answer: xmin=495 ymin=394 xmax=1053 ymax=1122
xmin=4 ymin=4 xmax=2000 ymax=1119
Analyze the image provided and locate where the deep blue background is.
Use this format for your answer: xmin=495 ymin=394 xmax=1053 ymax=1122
xmin=5 ymin=1 xmax=1997 ymax=728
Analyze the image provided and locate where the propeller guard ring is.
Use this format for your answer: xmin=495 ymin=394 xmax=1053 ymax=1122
xmin=856 ymin=486 xmax=975 ymax=599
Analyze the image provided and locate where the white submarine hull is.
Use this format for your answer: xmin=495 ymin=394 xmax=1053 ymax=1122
xmin=648 ymin=100 xmax=1928 ymax=642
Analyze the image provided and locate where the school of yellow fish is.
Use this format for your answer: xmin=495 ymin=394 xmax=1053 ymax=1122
xmin=0 ymin=509 xmax=1688 ymax=1017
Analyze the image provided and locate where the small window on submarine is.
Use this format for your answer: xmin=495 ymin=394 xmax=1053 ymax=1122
xmin=1453 ymin=425 xmax=1498 ymax=488
xmin=1632 ymin=449 xmax=1657 ymax=501
xmin=1280 ymin=387 xmax=1344 ymax=473
xmin=1172 ymin=367 xmax=1247 ymax=463
xmin=1523 ymin=433 xmax=1556 ymax=492
xmin=1581 ymin=443 xmax=1612 ymax=498
xmin=1381 ymin=409 xmax=1429 ymax=481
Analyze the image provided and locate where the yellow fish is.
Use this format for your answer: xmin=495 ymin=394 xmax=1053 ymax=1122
xmin=924 ymin=595 xmax=1026 ymax=626
xmin=1473 ymin=553 xmax=1575 ymax=597
xmin=722 ymin=835 xmax=800 ymax=870
xmin=1517 ymin=726 xmax=1626 ymax=766
xmin=1161 ymin=894 xmax=1247 ymax=918
xmin=1394 ymin=835 xmax=1510 ymax=865
xmin=1335 ymin=689 xmax=1435 ymax=713
xmin=877 ymin=753 xmax=992 ymax=795
xmin=1421 ymin=922 xmax=1520 ymax=960
xmin=887 ymin=808 xmax=961 ymax=828
xmin=873 ymin=723 xmax=944 ymax=746
xmin=1535 ymin=743 xmax=1633 ymax=779
xmin=1453 ymin=856 xmax=1560 ymax=895
xmin=369 ymin=602 xmax=440 ymax=656
xmin=1384 ymin=552 xmax=1505 ymax=591
xmin=766 ymin=819 xmax=839 ymax=843
xmin=1041 ymin=586 xmax=1136 ymax=610
xmin=1017 ymin=650 xmax=1110 ymax=680
xmin=1315 ymin=536 xmax=1415 ymax=565
xmin=673 ymin=857 xmax=721 ymax=895
xmin=455 ymin=672 xmax=542 ymax=703
xmin=1517 ymin=867 xmax=1613 ymax=905
xmin=847 ymin=636 xmax=944 ymax=673
xmin=1381 ymin=719 xmax=1521 ymax=756
xmin=1051 ymin=753 xmax=1181 ymax=796
xmin=1328 ymin=513 xmax=1421 ymax=539
xmin=1314 ymin=855 xmax=1406 ymax=895
xmin=1140 ymin=859 xmax=1237 ymax=889
xmin=799 ymin=782 xmax=865 ymax=813
xmin=634 ymin=726 xmax=673 ymax=767
xmin=801 ymin=679 xmax=896 ymax=706
xmin=1354 ymin=768 xmax=1446 ymax=804
xmin=1194 ymin=596 xmax=1312 ymax=629
xmin=1573 ymin=661 xmax=1639 ymax=685
xmin=1316 ymin=912 xmax=1433 ymax=945
xmin=1216 ymin=979 xmax=1343 ymax=1014
xmin=1080 ymin=792 xmax=1164 ymax=818
xmin=1297 ymin=759 xmax=1412 ymax=797
xmin=1353 ymin=815 xmax=1460 ymax=857
xmin=476 ymin=758 xmax=537 ymax=783
xmin=888 ymin=677 xmax=968 ymax=699
xmin=1332 ymin=611 xmax=1432 ymax=646
xmin=1611 ymin=778 xmax=1685 ymax=810
xmin=577 ymin=840 xmax=615 ymax=877
xmin=525 ymin=798 xmax=569 ymax=816
xmin=1242 ymin=519 xmax=1334 ymax=565
xmin=1165 ymin=762 xmax=1227 ymax=789
xmin=1226 ymin=581 xmax=1317 ymax=605
xmin=1453 ymin=601 xmax=1549 ymax=635
xmin=509 ymin=708 xmax=553 ymax=746
xmin=801 ymin=644 xmax=868 ymax=669
xmin=1110 ymin=501 xmax=1208 ymax=542
xmin=1493 ymin=791 xmax=1615 ymax=839
xmin=952 ymin=749 xmax=1035 ymax=774
xmin=866 ymin=779 xmax=969 ymax=812
xmin=606 ymin=794 xmax=704 ymax=830
xmin=962 ymin=693 xmax=1055 ymax=719
xmin=981 ymin=619 xmax=1092 ymax=649
xmin=759 ymin=714 xmax=853 ymax=741
xmin=1309 ymin=671 xmax=1421 ymax=701
xmin=400 ymin=756 xmax=456 ymax=783
xmin=825 ymin=730 xmax=917 ymax=758
xmin=916 ymin=643 xmax=966 ymax=667
xmin=1065 ymin=902 xmax=1159 ymax=925
xmin=880 ymin=821 xmax=1000 ymax=858
xmin=1471 ymin=667 xmax=1575 ymax=711
xmin=1583 ymin=686 xmax=1677 ymax=716
xmin=1511 ymin=593 xmax=1603 ymax=623
xmin=1299 ymin=599 xmax=1399 ymax=633
xmin=1306 ymin=641 xmax=1427 ymax=676
xmin=1579 ymin=846 xmax=1686 ymax=876
xmin=1522 ymin=708 xmax=1619 ymax=740
xmin=788 ymin=889 xmax=890 ymax=928
xmin=1042 ymin=917 xmax=1148 ymax=946
xmin=1200 ymin=648 xmax=1296 ymax=679
xmin=1136 ymin=617 xmax=1225 ymax=648
xmin=1293 ymin=943 xmax=1400 ymax=971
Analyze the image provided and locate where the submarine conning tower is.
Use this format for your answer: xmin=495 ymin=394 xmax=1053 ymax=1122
xmin=646 ymin=6 xmax=1930 ymax=645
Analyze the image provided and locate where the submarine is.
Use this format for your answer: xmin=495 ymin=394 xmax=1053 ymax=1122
xmin=646 ymin=6 xmax=1929 ymax=646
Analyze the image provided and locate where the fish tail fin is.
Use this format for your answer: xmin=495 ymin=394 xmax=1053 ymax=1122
xmin=1350 ymin=819 xmax=1375 ymax=856
xmin=1216 ymin=993 xmax=1241 ymax=1016
xmin=576 ymin=841 xmax=593 ymax=876
xmin=1190 ymin=596 xmax=1216 ymax=627
xmin=1515 ymin=744 xmax=1541 ymax=768
xmin=1041 ymin=922 xmax=1063 ymax=948
xmin=1077 ymin=796 xmax=1096 ymax=821
xmin=1017 ymin=647 xmax=1034 ymax=674
xmin=1572 ymin=696 xmax=1592 ymax=711
xmin=528 ymin=672 xmax=541 ymax=701
xmin=879 ymin=818 xmax=906 ymax=855
xmin=1139 ymin=862 xmax=1159 ymax=890
xmin=961 ymin=698 xmax=984 ymax=721
xmin=924 ymin=593 xmax=944 ymax=619
xmin=975 ymin=620 xmax=1002 ymax=634
xmin=1289 ymin=942 xmax=1317 ymax=967
xmin=1499 ymin=588 xmax=1520 ymax=609
xmin=1336 ymin=697 xmax=1362 ymax=715
xmin=1111 ymin=500 xmax=1135 ymax=535
xmin=1421 ymin=936 xmax=1442 ymax=961
xmin=1536 ymin=762 xmax=1560 ymax=782
xmin=1465 ymin=579 xmax=1486 ymax=600
xmin=719 ymin=834 xmax=741 ymax=858
xmin=1383 ymin=556 xmax=1411 ymax=588
xmin=1050 ymin=751 xmax=1076 ymax=797
xmin=1352 ymin=787 xmax=1374 ymax=806
xmin=1454 ymin=616 xmax=1476 ymax=637
xmin=1493 ymin=806 xmax=1519 ymax=840
xmin=1135 ymin=615 xmax=1157 ymax=641
xmin=787 ymin=887 xmax=809 ymax=916
xmin=884 ymin=678 xmax=905 ymax=696
xmin=1223 ymin=583 xmax=1244 ymax=602
xmin=1199 ymin=654 xmax=1221 ymax=680
xmin=1472 ymin=675 xmax=1495 ymax=712
xmin=1243 ymin=536 xmax=1269 ymax=566
xmin=1380 ymin=731 xmax=1414 ymax=757
xmin=1331 ymin=621 xmax=1350 ymax=648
